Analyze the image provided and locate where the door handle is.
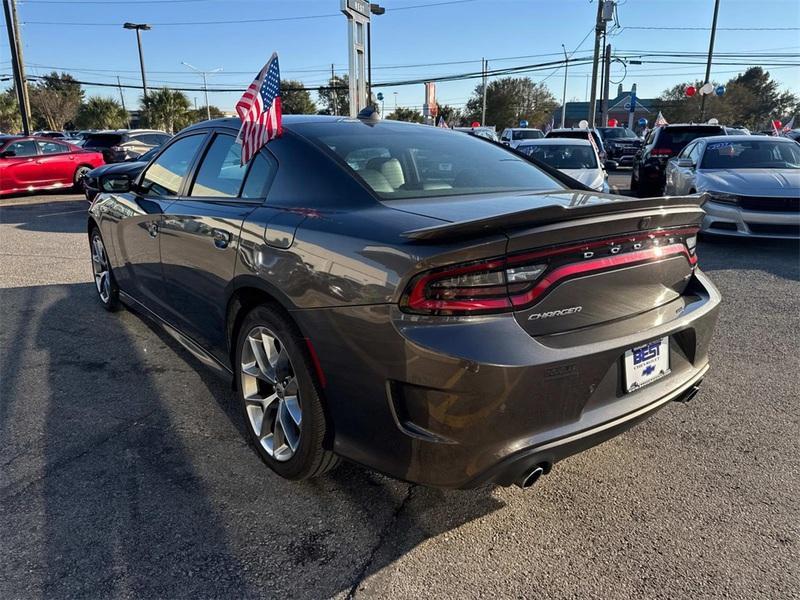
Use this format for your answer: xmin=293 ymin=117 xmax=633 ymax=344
xmin=146 ymin=221 xmax=159 ymax=238
xmin=213 ymin=229 xmax=231 ymax=249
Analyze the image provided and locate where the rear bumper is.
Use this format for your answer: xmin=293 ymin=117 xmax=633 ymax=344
xmin=297 ymin=270 xmax=721 ymax=488
xmin=702 ymin=200 xmax=800 ymax=239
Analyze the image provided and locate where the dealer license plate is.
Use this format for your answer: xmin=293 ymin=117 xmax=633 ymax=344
xmin=624 ymin=337 xmax=670 ymax=392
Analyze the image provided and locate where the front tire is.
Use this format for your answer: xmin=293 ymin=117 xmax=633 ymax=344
xmin=89 ymin=228 xmax=119 ymax=311
xmin=235 ymin=305 xmax=338 ymax=480
xmin=74 ymin=165 xmax=91 ymax=191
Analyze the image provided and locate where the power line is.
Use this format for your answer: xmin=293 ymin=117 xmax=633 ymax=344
xmin=621 ymin=26 xmax=800 ymax=31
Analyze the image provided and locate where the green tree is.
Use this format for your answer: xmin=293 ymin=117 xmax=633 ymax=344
xmin=76 ymin=97 xmax=128 ymax=129
xmin=29 ymin=71 xmax=83 ymax=130
xmin=465 ymin=77 xmax=558 ymax=129
xmin=317 ymin=74 xmax=349 ymax=116
xmin=653 ymin=67 xmax=799 ymax=129
xmin=184 ymin=105 xmax=224 ymax=127
xmin=281 ymin=79 xmax=317 ymax=114
xmin=387 ymin=106 xmax=423 ymax=123
xmin=435 ymin=103 xmax=461 ymax=126
xmin=140 ymin=87 xmax=191 ymax=133
xmin=0 ymin=89 xmax=22 ymax=133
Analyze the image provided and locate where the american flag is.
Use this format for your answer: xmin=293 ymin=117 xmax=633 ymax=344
xmin=236 ymin=53 xmax=282 ymax=165
xmin=543 ymin=116 xmax=554 ymax=135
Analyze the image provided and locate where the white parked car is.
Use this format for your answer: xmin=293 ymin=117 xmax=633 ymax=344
xmin=500 ymin=127 xmax=544 ymax=148
xmin=665 ymin=135 xmax=800 ymax=238
xmin=516 ymin=138 xmax=609 ymax=193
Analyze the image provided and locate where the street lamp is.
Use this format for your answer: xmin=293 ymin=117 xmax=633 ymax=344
xmin=367 ymin=3 xmax=384 ymax=104
xmin=181 ymin=62 xmax=223 ymax=120
xmin=123 ymin=22 xmax=151 ymax=100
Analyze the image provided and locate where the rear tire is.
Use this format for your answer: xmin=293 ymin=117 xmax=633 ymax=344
xmin=74 ymin=165 xmax=91 ymax=191
xmin=235 ymin=304 xmax=338 ymax=481
xmin=89 ymin=227 xmax=120 ymax=311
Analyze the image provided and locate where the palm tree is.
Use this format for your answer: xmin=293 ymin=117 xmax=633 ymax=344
xmin=141 ymin=87 xmax=190 ymax=133
xmin=76 ymin=97 xmax=128 ymax=129
xmin=0 ymin=89 xmax=22 ymax=133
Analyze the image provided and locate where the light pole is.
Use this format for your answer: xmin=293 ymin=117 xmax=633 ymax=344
xmin=699 ymin=0 xmax=721 ymax=122
xmin=123 ymin=22 xmax=151 ymax=100
xmin=561 ymin=44 xmax=568 ymax=129
xmin=367 ymin=3 xmax=385 ymax=105
xmin=393 ymin=91 xmax=398 ymax=111
xmin=182 ymin=62 xmax=222 ymax=120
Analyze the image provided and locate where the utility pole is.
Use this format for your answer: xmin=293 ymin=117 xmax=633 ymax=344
xmin=601 ymin=43 xmax=611 ymax=126
xmin=123 ymin=23 xmax=151 ymax=100
xmin=116 ymin=76 xmax=130 ymax=128
xmin=182 ymin=62 xmax=222 ymax=120
xmin=560 ymin=44 xmax=568 ymax=129
xmin=3 ymin=0 xmax=31 ymax=134
xmin=481 ymin=58 xmax=488 ymax=126
xmin=330 ymin=64 xmax=338 ymax=116
xmin=587 ymin=0 xmax=605 ymax=126
xmin=699 ymin=0 xmax=721 ymax=122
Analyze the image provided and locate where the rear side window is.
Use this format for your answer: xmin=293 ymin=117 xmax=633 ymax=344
xmin=190 ymin=134 xmax=248 ymax=198
xmin=241 ymin=153 xmax=277 ymax=199
xmin=656 ymin=127 xmax=723 ymax=153
xmin=37 ymin=141 xmax=69 ymax=154
xmin=141 ymin=134 xmax=205 ymax=197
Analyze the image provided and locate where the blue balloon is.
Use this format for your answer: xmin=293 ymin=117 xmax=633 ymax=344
xmin=519 ymin=120 xmax=528 ymax=128
xmin=638 ymin=117 xmax=648 ymax=127
xmin=715 ymin=85 xmax=725 ymax=96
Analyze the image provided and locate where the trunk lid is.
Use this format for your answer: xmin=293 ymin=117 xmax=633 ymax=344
xmin=395 ymin=190 xmax=703 ymax=335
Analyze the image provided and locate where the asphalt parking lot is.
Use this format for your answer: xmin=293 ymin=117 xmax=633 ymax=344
xmin=1 ymin=193 xmax=798 ymax=599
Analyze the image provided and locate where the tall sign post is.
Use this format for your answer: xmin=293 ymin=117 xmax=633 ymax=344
xmin=627 ymin=84 xmax=637 ymax=130
xmin=423 ymin=82 xmax=436 ymax=126
xmin=340 ymin=0 xmax=370 ymax=117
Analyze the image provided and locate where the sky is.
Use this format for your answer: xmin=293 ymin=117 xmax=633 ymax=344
xmin=2 ymin=0 xmax=799 ymax=117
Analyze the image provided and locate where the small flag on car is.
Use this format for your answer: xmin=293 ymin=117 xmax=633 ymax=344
xmin=437 ymin=116 xmax=449 ymax=128
xmin=654 ymin=111 xmax=668 ymax=127
xmin=780 ymin=116 xmax=795 ymax=135
xmin=543 ymin=117 xmax=554 ymax=135
xmin=236 ymin=52 xmax=282 ymax=165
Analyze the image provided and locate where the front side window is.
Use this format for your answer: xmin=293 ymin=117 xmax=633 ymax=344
xmin=4 ymin=140 xmax=37 ymax=157
xmin=37 ymin=141 xmax=69 ymax=154
xmin=141 ymin=134 xmax=205 ymax=197
xmin=312 ymin=127 xmax=563 ymax=200
xmin=190 ymin=134 xmax=247 ymax=198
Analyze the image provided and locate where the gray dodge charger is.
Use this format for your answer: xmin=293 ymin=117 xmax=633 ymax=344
xmin=88 ymin=116 xmax=720 ymax=489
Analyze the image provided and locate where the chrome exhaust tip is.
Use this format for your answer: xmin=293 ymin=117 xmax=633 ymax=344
xmin=518 ymin=465 xmax=545 ymax=489
xmin=675 ymin=382 xmax=703 ymax=403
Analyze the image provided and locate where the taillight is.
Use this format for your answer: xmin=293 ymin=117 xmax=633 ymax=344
xmin=401 ymin=228 xmax=699 ymax=316
xmin=650 ymin=148 xmax=673 ymax=156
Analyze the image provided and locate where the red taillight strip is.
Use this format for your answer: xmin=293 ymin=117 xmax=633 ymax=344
xmin=406 ymin=257 xmax=507 ymax=310
xmin=509 ymin=243 xmax=694 ymax=308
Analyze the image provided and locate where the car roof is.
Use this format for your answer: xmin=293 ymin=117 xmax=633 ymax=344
xmin=696 ymin=134 xmax=795 ymax=144
xmin=507 ymin=127 xmax=543 ymax=131
xmin=549 ymin=128 xmax=595 ymax=133
xmin=182 ymin=115 xmax=352 ymax=134
xmin=85 ymin=129 xmax=167 ymax=135
xmin=517 ymin=138 xmax=592 ymax=146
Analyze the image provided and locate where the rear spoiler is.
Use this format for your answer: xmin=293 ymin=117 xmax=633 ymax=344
xmin=402 ymin=194 xmax=706 ymax=242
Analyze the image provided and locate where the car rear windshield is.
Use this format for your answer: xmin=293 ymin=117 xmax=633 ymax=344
xmin=310 ymin=126 xmax=564 ymax=199
xmin=701 ymin=139 xmax=800 ymax=169
xmin=512 ymin=129 xmax=544 ymax=140
xmin=599 ymin=128 xmax=637 ymax=139
xmin=83 ymin=134 xmax=124 ymax=148
xmin=547 ymin=131 xmax=589 ymax=140
xmin=520 ymin=144 xmax=598 ymax=169
xmin=657 ymin=127 xmax=722 ymax=152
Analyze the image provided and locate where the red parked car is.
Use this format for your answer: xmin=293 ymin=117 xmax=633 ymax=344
xmin=0 ymin=135 xmax=105 ymax=196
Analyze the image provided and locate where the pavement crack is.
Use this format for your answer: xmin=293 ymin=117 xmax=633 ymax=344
xmin=347 ymin=483 xmax=415 ymax=599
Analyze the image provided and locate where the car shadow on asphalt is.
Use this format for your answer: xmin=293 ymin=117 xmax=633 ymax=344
xmin=0 ymin=283 xmax=503 ymax=598
xmin=0 ymin=199 xmax=89 ymax=234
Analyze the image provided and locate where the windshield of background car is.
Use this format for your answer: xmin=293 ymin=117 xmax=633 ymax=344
xmin=512 ymin=130 xmax=544 ymax=140
xmin=600 ymin=128 xmax=637 ymax=139
xmin=656 ymin=127 xmax=722 ymax=152
xmin=83 ymin=134 xmax=123 ymax=148
xmin=310 ymin=126 xmax=563 ymax=199
xmin=520 ymin=144 xmax=598 ymax=169
xmin=701 ymin=139 xmax=800 ymax=169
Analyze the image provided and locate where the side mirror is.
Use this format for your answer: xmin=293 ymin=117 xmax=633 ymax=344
xmin=604 ymin=160 xmax=618 ymax=171
xmin=675 ymin=158 xmax=695 ymax=168
xmin=101 ymin=175 xmax=132 ymax=193
xmin=1 ymin=149 xmax=16 ymax=158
